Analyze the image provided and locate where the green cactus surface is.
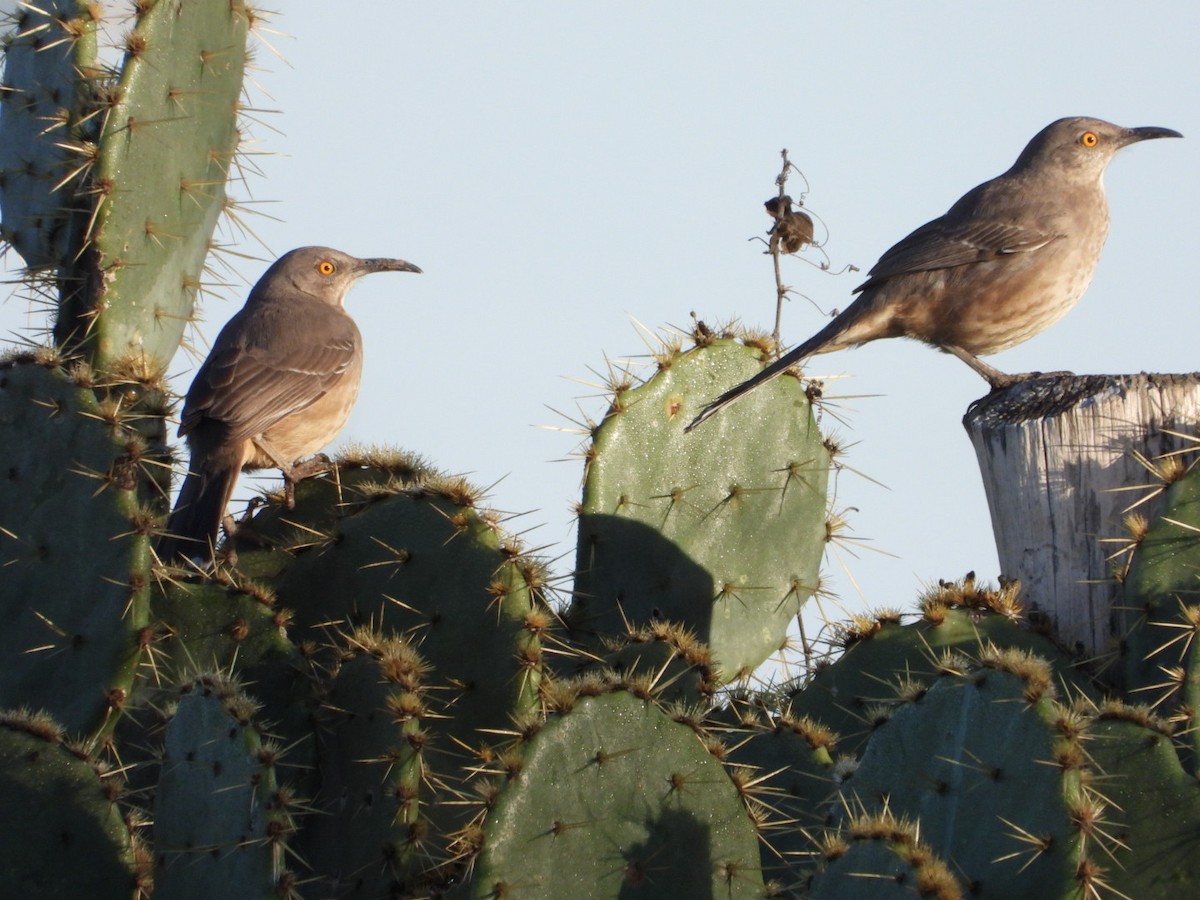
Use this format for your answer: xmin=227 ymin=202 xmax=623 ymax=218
xmin=1120 ymin=462 xmax=1200 ymax=767
xmin=0 ymin=709 xmax=146 ymax=897
xmin=239 ymin=461 xmax=549 ymax=758
xmin=1083 ymin=705 xmax=1200 ymax=895
xmin=789 ymin=577 xmax=1094 ymax=761
xmin=153 ymin=675 xmax=292 ymax=899
xmin=472 ymin=689 xmax=765 ymax=899
xmin=570 ymin=334 xmax=830 ymax=682
xmin=841 ymin=650 xmax=1097 ymax=899
xmin=220 ymin=449 xmax=438 ymax=579
xmin=0 ymin=1 xmax=99 ymax=269
xmin=0 ymin=356 xmax=153 ymax=736
xmin=146 ymin=573 xmax=316 ymax=790
xmin=301 ymin=632 xmax=442 ymax=896
xmin=61 ymin=0 xmax=250 ymax=368
xmin=808 ymin=810 xmax=963 ymax=900
xmin=598 ymin=620 xmax=722 ymax=706
xmin=719 ymin=695 xmax=840 ymax=892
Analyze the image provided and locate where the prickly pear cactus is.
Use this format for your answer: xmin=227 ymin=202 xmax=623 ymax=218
xmin=471 ymin=688 xmax=765 ymax=899
xmin=840 ymin=649 xmax=1085 ymax=897
xmin=1084 ymin=704 xmax=1200 ymax=896
xmin=145 ymin=570 xmax=317 ymax=791
xmin=299 ymin=632 xmax=438 ymax=896
xmin=0 ymin=0 xmax=250 ymax=741
xmin=809 ymin=810 xmax=962 ymax=900
xmin=717 ymin=693 xmax=841 ymax=891
xmin=821 ymin=650 xmax=1200 ymax=899
xmin=71 ymin=0 xmax=249 ymax=367
xmin=0 ymin=1 xmax=99 ymax=269
xmin=215 ymin=456 xmax=561 ymax=893
xmin=0 ymin=353 xmax=161 ymax=736
xmin=5 ymin=3 xmax=1199 ymax=898
xmin=233 ymin=456 xmax=550 ymax=751
xmin=0 ymin=709 xmax=150 ymax=897
xmin=1118 ymin=461 xmax=1200 ymax=767
xmin=153 ymin=675 xmax=294 ymax=899
xmin=599 ymin=619 xmax=722 ymax=705
xmin=569 ymin=328 xmax=831 ymax=682
xmin=788 ymin=575 xmax=1096 ymax=760
xmin=1 ymin=0 xmax=251 ymax=369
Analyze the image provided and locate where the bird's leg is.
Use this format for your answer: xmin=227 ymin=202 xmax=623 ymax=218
xmin=251 ymin=438 xmax=333 ymax=509
xmin=943 ymin=345 xmax=1074 ymax=391
xmin=217 ymin=514 xmax=239 ymax=567
xmin=251 ymin=437 xmax=299 ymax=508
xmin=272 ymin=453 xmax=328 ymax=511
xmin=290 ymin=453 xmax=333 ymax=478
xmin=289 ymin=453 xmax=333 ymax=483
xmin=278 ymin=454 xmax=334 ymax=507
xmin=943 ymin=345 xmax=1015 ymax=386
xmin=220 ymin=497 xmax=276 ymax=556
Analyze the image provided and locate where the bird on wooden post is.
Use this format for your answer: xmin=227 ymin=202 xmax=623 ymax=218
xmin=157 ymin=246 xmax=422 ymax=565
xmin=686 ymin=117 xmax=1181 ymax=432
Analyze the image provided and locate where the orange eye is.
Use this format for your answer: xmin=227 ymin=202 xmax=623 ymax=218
xmin=317 ymin=260 xmax=336 ymax=275
xmin=1081 ymin=131 xmax=1099 ymax=147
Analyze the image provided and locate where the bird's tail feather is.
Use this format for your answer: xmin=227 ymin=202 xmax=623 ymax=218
xmin=684 ymin=319 xmax=844 ymax=432
xmin=156 ymin=461 xmax=240 ymax=566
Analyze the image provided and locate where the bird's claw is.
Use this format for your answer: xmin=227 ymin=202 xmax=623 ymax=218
xmin=986 ymin=369 xmax=1076 ymax=391
xmin=281 ymin=453 xmax=335 ymax=509
xmin=289 ymin=453 xmax=333 ymax=480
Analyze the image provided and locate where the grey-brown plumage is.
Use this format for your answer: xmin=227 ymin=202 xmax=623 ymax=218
xmin=158 ymin=246 xmax=421 ymax=564
xmin=686 ymin=117 xmax=1181 ymax=432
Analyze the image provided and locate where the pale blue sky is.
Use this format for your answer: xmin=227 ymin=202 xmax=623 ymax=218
xmin=3 ymin=3 xmax=1197 ymax=645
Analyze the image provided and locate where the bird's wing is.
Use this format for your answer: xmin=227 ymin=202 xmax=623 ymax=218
xmin=855 ymin=218 xmax=1062 ymax=293
xmin=181 ymin=311 xmax=357 ymax=443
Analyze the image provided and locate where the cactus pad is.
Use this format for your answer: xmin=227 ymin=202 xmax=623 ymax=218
xmin=0 ymin=357 xmax=151 ymax=735
xmin=472 ymin=689 xmax=764 ymax=898
xmin=570 ymin=334 xmax=830 ymax=682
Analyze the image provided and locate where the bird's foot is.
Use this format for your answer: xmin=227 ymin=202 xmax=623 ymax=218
xmin=243 ymin=495 xmax=269 ymax=517
xmin=986 ymin=369 xmax=1075 ymax=391
xmin=280 ymin=453 xmax=334 ymax=509
xmin=944 ymin=346 xmax=1075 ymax=391
xmin=291 ymin=453 xmax=333 ymax=479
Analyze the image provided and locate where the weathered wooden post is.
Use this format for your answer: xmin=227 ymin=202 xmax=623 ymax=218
xmin=963 ymin=373 xmax=1200 ymax=660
